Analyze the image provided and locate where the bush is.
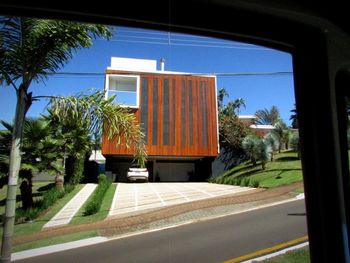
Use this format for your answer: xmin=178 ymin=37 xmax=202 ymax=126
xmin=241 ymin=178 xmax=250 ymax=187
xmin=249 ymin=180 xmax=260 ymax=188
xmin=70 ymin=157 xmax=85 ymax=185
xmin=234 ymin=177 xmax=242 ymax=186
xmin=15 ymin=183 xmax=75 ymax=223
xmin=84 ymin=174 xmax=111 ymax=216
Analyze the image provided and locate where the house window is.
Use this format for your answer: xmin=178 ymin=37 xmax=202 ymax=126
xmin=105 ymin=74 xmax=140 ymax=108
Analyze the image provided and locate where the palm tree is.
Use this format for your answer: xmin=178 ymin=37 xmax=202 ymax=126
xmin=232 ymin=98 xmax=246 ymax=115
xmin=0 ymin=17 xmax=112 ymax=261
xmin=254 ymin=106 xmax=280 ymax=125
xmin=48 ymin=90 xmax=147 ymax=174
xmin=242 ymin=135 xmax=271 ymax=170
xmin=265 ymin=133 xmax=279 ymax=161
xmin=254 ymin=139 xmax=271 ymax=170
xmin=0 ymin=118 xmax=62 ymax=209
xmin=217 ymin=87 xmax=229 ymax=110
xmin=290 ymin=104 xmax=298 ymax=128
xmin=272 ymin=120 xmax=289 ymax=152
xmin=242 ymin=135 xmax=259 ymax=165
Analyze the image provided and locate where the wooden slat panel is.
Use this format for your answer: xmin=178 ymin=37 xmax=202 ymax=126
xmin=147 ymin=76 xmax=153 ymax=146
xmin=102 ymin=73 xmax=219 ymax=157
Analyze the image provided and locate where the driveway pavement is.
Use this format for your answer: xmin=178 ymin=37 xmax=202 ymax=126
xmin=109 ymin=182 xmax=256 ymax=217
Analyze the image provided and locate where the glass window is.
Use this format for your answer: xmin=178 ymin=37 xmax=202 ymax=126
xmin=106 ymin=74 xmax=140 ymax=108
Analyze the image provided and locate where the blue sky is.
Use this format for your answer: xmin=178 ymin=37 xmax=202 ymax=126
xmin=0 ymin=25 xmax=295 ymax=126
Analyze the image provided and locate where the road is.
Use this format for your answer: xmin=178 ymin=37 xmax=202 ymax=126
xmin=16 ymin=200 xmax=307 ymax=263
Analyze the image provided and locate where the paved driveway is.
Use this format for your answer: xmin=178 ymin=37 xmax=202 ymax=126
xmin=109 ymin=183 xmax=255 ymax=217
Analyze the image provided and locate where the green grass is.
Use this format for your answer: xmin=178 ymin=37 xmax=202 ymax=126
xmin=0 ymin=181 xmax=54 ymax=215
xmin=0 ymin=184 xmax=84 ymax=238
xmin=293 ymin=188 xmax=305 ymax=194
xmin=69 ymin=183 xmax=116 ymax=225
xmin=211 ymin=151 xmax=303 ymax=188
xmin=262 ymin=247 xmax=310 ymax=262
xmin=12 ymin=230 xmax=98 ymax=253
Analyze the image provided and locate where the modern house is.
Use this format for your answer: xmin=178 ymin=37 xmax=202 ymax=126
xmin=238 ymin=115 xmax=275 ymax=136
xmin=102 ymin=57 xmax=219 ymax=182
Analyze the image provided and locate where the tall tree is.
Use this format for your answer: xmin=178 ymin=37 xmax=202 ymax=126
xmin=272 ymin=120 xmax=289 ymax=152
xmin=242 ymin=135 xmax=271 ymax=170
xmin=254 ymin=106 xmax=280 ymax=125
xmin=290 ymin=104 xmax=298 ymax=129
xmin=48 ymin=90 xmax=147 ymax=172
xmin=217 ymin=88 xmax=250 ymax=166
xmin=0 ymin=118 xmax=63 ymax=208
xmin=0 ymin=17 xmax=112 ymax=262
xmin=217 ymin=87 xmax=229 ymax=110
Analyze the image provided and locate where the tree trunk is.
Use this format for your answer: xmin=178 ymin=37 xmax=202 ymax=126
xmin=55 ymin=174 xmax=64 ymax=191
xmin=19 ymin=179 xmax=33 ymax=210
xmin=56 ymin=151 xmax=66 ymax=191
xmin=1 ymin=88 xmax=28 ymax=263
xmin=262 ymin=162 xmax=266 ymax=170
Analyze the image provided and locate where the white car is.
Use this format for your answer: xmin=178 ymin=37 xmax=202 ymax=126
xmin=127 ymin=167 xmax=149 ymax=182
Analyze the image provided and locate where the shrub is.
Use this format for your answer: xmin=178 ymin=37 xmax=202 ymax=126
xmin=15 ymin=183 xmax=75 ymax=223
xmin=69 ymin=157 xmax=85 ymax=185
xmin=234 ymin=177 xmax=242 ymax=186
xmin=84 ymin=174 xmax=111 ymax=216
xmin=249 ymin=180 xmax=260 ymax=188
xmin=241 ymin=178 xmax=250 ymax=187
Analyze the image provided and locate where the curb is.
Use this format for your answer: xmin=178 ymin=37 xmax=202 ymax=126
xmin=12 ymin=237 xmax=108 ymax=261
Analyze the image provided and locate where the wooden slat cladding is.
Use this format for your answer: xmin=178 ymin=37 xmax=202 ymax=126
xmin=102 ymin=73 xmax=218 ymax=157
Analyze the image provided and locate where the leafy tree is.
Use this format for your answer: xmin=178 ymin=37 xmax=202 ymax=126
xmin=254 ymin=106 xmax=280 ymax=125
xmin=217 ymin=87 xmax=250 ymax=167
xmin=0 ymin=17 xmax=112 ymax=261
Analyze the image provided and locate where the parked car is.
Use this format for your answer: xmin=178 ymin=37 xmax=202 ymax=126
xmin=127 ymin=165 xmax=149 ymax=182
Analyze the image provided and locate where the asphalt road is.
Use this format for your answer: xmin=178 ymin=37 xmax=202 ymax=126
xmin=16 ymin=200 xmax=307 ymax=263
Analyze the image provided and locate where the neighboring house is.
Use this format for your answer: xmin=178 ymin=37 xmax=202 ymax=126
xmin=102 ymin=57 xmax=219 ymax=182
xmin=89 ymin=150 xmax=106 ymax=174
xmin=238 ymin=115 xmax=275 ymax=137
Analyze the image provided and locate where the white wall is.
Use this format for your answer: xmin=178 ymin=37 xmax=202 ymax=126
xmin=110 ymin=57 xmax=157 ymax=72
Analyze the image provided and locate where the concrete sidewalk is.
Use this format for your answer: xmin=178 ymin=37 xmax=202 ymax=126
xmin=43 ymin=183 xmax=97 ymax=229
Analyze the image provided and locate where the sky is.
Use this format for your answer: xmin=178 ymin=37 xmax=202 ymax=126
xmin=0 ymin=25 xmax=295 ymax=127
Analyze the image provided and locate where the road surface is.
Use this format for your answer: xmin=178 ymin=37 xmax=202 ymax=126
xmin=16 ymin=199 xmax=307 ymax=263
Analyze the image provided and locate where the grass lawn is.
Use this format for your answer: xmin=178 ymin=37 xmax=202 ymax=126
xmin=69 ymin=183 xmax=116 ymax=225
xmin=211 ymin=151 xmax=303 ymax=188
xmin=0 ymin=184 xmax=84 ymax=238
xmin=262 ymin=247 xmax=310 ymax=262
xmin=0 ymin=181 xmax=54 ymax=216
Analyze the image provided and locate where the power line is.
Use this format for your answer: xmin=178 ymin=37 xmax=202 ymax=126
xmin=103 ymin=27 xmax=273 ymax=51
xmin=49 ymin=71 xmax=293 ymax=77
xmin=99 ymin=38 xmax=272 ymax=50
